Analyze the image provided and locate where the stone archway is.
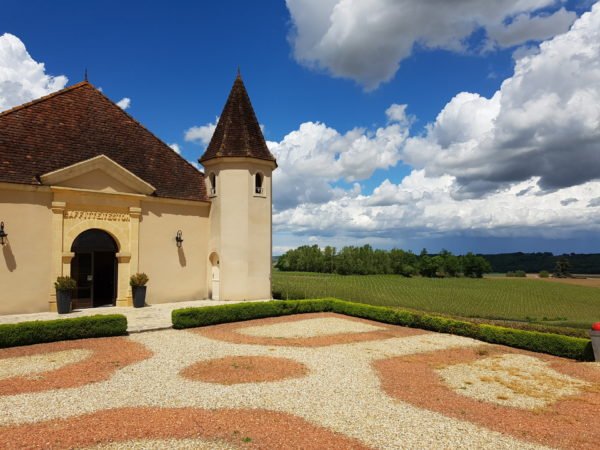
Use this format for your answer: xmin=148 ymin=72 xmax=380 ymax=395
xmin=209 ymin=252 xmax=220 ymax=301
xmin=70 ymin=229 xmax=118 ymax=308
xmin=62 ymin=219 xmax=132 ymax=307
xmin=50 ymin=202 xmax=142 ymax=311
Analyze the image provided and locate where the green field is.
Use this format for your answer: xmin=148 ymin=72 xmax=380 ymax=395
xmin=272 ymin=272 xmax=600 ymax=330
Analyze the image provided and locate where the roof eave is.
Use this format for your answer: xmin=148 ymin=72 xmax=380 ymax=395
xmin=199 ymin=155 xmax=278 ymax=168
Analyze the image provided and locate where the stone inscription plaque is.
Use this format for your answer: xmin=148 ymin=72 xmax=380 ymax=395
xmin=64 ymin=211 xmax=130 ymax=222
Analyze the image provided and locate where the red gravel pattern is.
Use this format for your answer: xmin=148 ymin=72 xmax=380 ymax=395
xmin=181 ymin=355 xmax=308 ymax=384
xmin=192 ymin=312 xmax=426 ymax=347
xmin=4 ymin=314 xmax=597 ymax=448
xmin=0 ymin=338 xmax=152 ymax=395
xmin=0 ymin=407 xmax=370 ymax=450
xmin=374 ymin=345 xmax=600 ymax=449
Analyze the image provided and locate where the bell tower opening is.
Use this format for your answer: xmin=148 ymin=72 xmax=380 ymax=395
xmin=255 ymin=172 xmax=264 ymax=194
xmin=70 ymin=228 xmax=118 ymax=308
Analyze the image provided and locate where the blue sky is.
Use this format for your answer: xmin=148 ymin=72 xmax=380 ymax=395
xmin=2 ymin=1 xmax=509 ymax=148
xmin=1 ymin=0 xmax=599 ymax=255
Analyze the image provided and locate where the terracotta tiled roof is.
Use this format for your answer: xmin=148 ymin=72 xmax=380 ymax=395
xmin=0 ymin=81 xmax=207 ymax=202
xmin=199 ymin=74 xmax=276 ymax=165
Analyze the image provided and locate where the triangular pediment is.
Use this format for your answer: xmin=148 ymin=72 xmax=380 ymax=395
xmin=40 ymin=155 xmax=156 ymax=195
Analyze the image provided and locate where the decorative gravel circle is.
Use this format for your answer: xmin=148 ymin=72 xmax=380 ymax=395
xmin=238 ymin=317 xmax=385 ymax=338
xmin=180 ymin=355 xmax=308 ymax=385
xmin=0 ymin=337 xmax=152 ymax=395
xmin=438 ymin=353 xmax=588 ymax=409
xmin=0 ymin=407 xmax=370 ymax=450
xmin=192 ymin=312 xmax=425 ymax=347
xmin=374 ymin=345 xmax=600 ymax=449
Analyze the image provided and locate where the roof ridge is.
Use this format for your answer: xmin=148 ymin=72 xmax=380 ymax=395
xmin=0 ymin=81 xmax=91 ymax=118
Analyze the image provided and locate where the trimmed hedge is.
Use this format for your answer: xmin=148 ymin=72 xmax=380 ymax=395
xmin=172 ymin=299 xmax=594 ymax=361
xmin=0 ymin=314 xmax=128 ymax=348
xmin=172 ymin=299 xmax=331 ymax=329
xmin=332 ymin=300 xmax=593 ymax=360
xmin=464 ymin=318 xmax=588 ymax=339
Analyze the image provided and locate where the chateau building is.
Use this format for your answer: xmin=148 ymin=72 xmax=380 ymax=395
xmin=0 ymin=74 xmax=276 ymax=314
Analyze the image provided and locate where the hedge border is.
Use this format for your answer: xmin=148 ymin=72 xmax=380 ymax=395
xmin=0 ymin=314 xmax=128 ymax=348
xmin=172 ymin=299 xmax=594 ymax=361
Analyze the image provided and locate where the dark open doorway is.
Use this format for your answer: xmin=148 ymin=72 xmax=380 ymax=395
xmin=70 ymin=229 xmax=118 ymax=308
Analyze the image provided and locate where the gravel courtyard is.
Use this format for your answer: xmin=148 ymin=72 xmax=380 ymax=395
xmin=0 ymin=312 xmax=598 ymax=449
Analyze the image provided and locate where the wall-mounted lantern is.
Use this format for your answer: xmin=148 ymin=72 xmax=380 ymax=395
xmin=0 ymin=222 xmax=7 ymax=246
xmin=175 ymin=230 xmax=183 ymax=248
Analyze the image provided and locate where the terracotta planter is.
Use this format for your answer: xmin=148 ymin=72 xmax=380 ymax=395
xmin=56 ymin=290 xmax=72 ymax=314
xmin=132 ymin=286 xmax=147 ymax=308
xmin=590 ymin=329 xmax=600 ymax=362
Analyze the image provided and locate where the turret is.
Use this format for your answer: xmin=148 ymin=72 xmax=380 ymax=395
xmin=200 ymin=73 xmax=277 ymax=301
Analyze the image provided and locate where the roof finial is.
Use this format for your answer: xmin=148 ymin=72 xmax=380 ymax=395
xmin=237 ymin=66 xmax=241 ymax=79
xmin=84 ymin=68 xmax=88 ymax=82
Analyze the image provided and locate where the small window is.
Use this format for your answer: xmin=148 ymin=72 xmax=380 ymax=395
xmin=209 ymin=173 xmax=217 ymax=196
xmin=255 ymin=172 xmax=264 ymax=195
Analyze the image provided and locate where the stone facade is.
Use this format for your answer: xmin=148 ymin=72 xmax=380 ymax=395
xmin=0 ymin=75 xmax=276 ymax=314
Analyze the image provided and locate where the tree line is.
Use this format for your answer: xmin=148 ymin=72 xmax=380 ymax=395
xmin=481 ymin=252 xmax=599 ymax=274
xmin=275 ymin=245 xmax=491 ymax=278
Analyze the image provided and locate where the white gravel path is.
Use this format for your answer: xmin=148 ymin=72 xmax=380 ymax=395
xmin=237 ymin=317 xmax=385 ymax=338
xmin=0 ymin=349 xmax=92 ymax=380
xmin=0 ymin=317 xmax=550 ymax=450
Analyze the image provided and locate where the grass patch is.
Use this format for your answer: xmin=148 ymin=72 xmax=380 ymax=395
xmin=0 ymin=314 xmax=128 ymax=348
xmin=273 ymin=272 xmax=600 ymax=329
xmin=172 ymin=299 xmax=594 ymax=361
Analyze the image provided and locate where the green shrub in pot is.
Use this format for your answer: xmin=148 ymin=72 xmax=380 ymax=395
xmin=54 ymin=276 xmax=76 ymax=314
xmin=130 ymin=273 xmax=149 ymax=308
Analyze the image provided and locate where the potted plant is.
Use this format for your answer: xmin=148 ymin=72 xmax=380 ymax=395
xmin=54 ymin=276 xmax=76 ymax=314
xmin=130 ymin=273 xmax=149 ymax=308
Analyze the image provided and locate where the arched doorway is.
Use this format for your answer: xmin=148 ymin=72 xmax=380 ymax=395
xmin=70 ymin=229 xmax=118 ymax=308
xmin=209 ymin=252 xmax=220 ymax=301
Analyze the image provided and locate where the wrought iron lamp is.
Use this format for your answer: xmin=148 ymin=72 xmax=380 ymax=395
xmin=175 ymin=230 xmax=183 ymax=248
xmin=0 ymin=222 xmax=7 ymax=246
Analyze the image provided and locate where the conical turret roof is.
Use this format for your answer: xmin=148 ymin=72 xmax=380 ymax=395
xmin=199 ymin=74 xmax=276 ymax=165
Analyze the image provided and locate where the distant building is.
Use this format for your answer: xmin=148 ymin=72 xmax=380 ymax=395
xmin=0 ymin=74 xmax=276 ymax=314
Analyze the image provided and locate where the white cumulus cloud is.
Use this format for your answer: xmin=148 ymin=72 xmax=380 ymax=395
xmin=168 ymin=143 xmax=181 ymax=154
xmin=0 ymin=33 xmax=67 ymax=111
xmin=286 ymin=0 xmax=577 ymax=90
xmin=403 ymin=3 xmax=600 ymax=197
xmin=486 ymin=7 xmax=576 ymax=49
xmin=185 ymin=117 xmax=218 ymax=147
xmin=269 ymin=104 xmax=411 ymax=210
xmin=116 ymin=97 xmax=131 ymax=110
xmin=187 ymin=105 xmax=411 ymax=211
xmin=274 ymin=172 xmax=600 ymax=243
xmin=272 ymin=4 xmax=600 ymax=247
